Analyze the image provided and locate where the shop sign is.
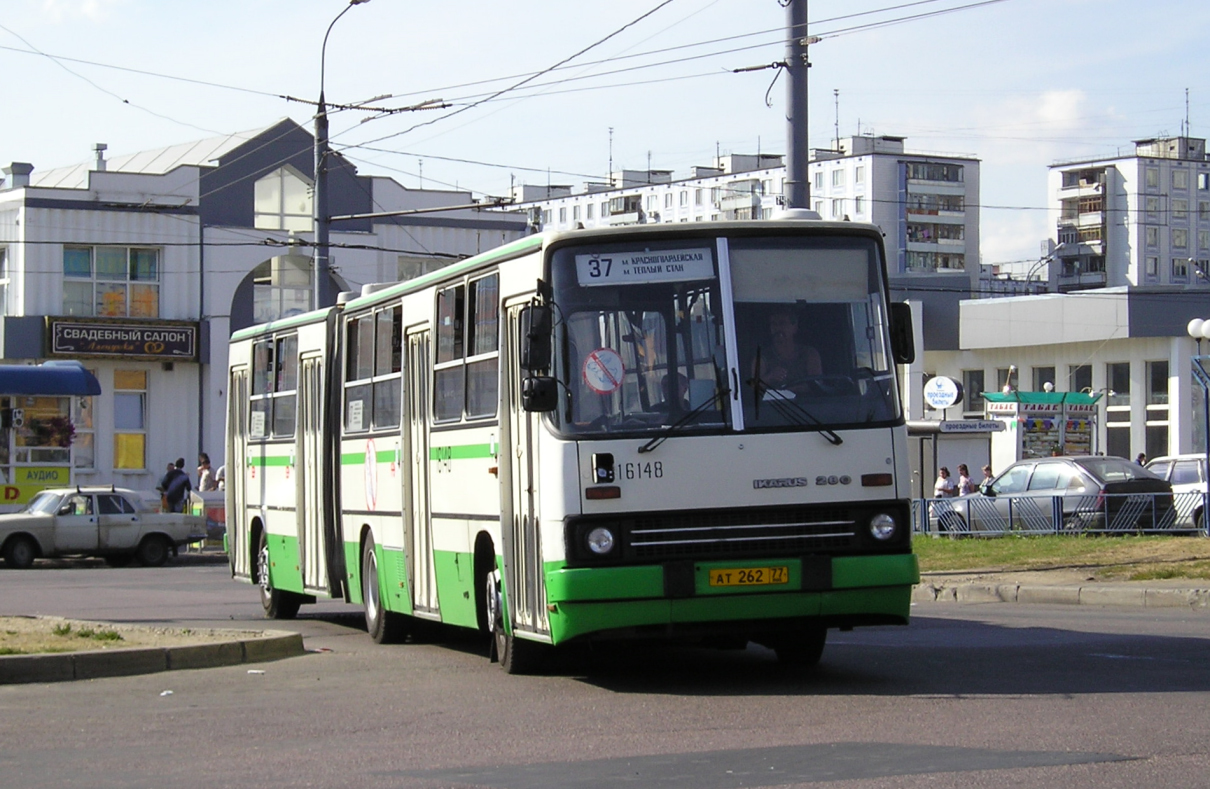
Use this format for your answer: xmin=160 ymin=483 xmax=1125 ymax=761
xmin=49 ymin=319 xmax=197 ymax=360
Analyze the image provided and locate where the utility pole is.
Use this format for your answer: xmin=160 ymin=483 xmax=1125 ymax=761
xmin=784 ymin=0 xmax=811 ymax=209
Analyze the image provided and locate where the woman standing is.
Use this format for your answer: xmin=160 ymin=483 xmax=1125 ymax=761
xmin=933 ymin=467 xmax=955 ymax=498
xmin=956 ymin=464 xmax=976 ymax=496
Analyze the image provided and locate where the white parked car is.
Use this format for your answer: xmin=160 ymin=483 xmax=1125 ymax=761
xmin=0 ymin=487 xmax=206 ymax=569
xmin=1145 ymin=454 xmax=1209 ymax=532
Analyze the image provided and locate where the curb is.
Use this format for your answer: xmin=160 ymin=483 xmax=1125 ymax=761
xmin=0 ymin=625 xmax=305 ymax=686
xmin=914 ymin=581 xmax=1210 ymax=610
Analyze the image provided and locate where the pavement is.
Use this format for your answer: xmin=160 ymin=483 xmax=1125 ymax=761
xmin=4 ymin=551 xmax=1209 ymax=686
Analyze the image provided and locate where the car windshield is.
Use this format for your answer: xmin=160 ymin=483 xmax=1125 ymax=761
xmin=547 ymin=234 xmax=901 ymax=437
xmin=22 ymin=491 xmax=63 ymax=515
xmin=1077 ymin=457 xmax=1158 ymax=483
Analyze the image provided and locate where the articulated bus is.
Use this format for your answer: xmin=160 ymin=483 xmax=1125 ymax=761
xmin=226 ymin=219 xmax=919 ymax=672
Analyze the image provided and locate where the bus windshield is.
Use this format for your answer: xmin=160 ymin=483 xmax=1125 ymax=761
xmin=548 ymin=233 xmax=900 ymax=437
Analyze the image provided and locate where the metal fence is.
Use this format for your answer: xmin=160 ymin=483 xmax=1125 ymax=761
xmin=912 ymin=492 xmax=1209 ymax=537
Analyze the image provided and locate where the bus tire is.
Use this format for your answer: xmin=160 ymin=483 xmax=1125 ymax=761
xmin=362 ymin=534 xmax=407 ymax=644
xmin=767 ymin=626 xmax=827 ymax=668
xmin=257 ymin=530 xmax=301 ymax=620
xmin=486 ymin=568 xmax=543 ymax=674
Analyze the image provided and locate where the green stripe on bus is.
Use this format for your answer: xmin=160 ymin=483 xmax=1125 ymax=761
xmin=247 ymin=456 xmax=292 ymax=467
xmin=340 ymin=450 xmax=400 ymax=465
xmin=429 ymin=444 xmax=496 ymax=461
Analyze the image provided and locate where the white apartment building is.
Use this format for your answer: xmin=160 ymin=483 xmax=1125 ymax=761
xmin=1047 ymin=136 xmax=1210 ymax=290
xmin=0 ymin=119 xmax=525 ymax=506
xmin=515 ymin=135 xmax=980 ymax=285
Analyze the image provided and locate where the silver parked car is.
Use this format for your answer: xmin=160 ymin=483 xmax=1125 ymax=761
xmin=930 ymin=456 xmax=1174 ymax=534
xmin=1145 ymin=454 xmax=1208 ymax=532
xmin=0 ymin=487 xmax=206 ymax=568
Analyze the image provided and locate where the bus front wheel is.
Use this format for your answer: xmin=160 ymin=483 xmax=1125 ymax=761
xmin=486 ymin=568 xmax=543 ymax=674
xmin=761 ymin=626 xmax=827 ymax=668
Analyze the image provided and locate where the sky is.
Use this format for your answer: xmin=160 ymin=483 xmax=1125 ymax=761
xmin=3 ymin=0 xmax=1209 ymax=265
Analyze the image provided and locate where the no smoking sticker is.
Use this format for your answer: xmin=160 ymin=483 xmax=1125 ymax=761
xmin=583 ymin=348 xmax=624 ymax=394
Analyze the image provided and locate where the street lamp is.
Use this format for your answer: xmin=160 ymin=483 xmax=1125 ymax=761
xmin=314 ymin=0 xmax=371 ymax=311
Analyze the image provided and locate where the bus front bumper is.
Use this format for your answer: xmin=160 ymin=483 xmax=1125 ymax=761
xmin=543 ymin=553 xmax=919 ymax=644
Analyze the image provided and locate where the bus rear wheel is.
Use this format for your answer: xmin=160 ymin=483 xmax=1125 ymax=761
xmin=362 ymin=534 xmax=407 ymax=644
xmin=257 ymin=531 xmax=301 ymax=620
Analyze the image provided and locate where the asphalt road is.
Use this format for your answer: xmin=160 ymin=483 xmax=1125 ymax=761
xmin=2 ymin=559 xmax=1210 ymax=789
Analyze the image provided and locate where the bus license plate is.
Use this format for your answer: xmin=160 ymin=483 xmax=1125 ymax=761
xmin=708 ymin=566 xmax=789 ymax=587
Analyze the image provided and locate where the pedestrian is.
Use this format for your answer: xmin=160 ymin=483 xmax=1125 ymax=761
xmin=1136 ymin=452 xmax=1147 ymax=466
xmin=214 ymin=464 xmax=226 ymax=490
xmin=933 ymin=466 xmax=955 ymax=498
xmin=956 ymin=464 xmax=976 ymax=496
xmin=197 ymin=452 xmax=218 ymax=492
xmin=163 ymin=457 xmax=193 ymax=513
xmin=979 ymin=464 xmax=995 ymax=493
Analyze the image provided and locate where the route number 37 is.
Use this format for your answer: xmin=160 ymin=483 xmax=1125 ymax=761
xmin=586 ymin=257 xmax=613 ymax=278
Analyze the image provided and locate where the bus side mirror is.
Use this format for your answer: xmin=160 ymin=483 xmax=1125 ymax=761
xmin=889 ymin=303 xmax=915 ymax=365
xmin=522 ymin=377 xmax=558 ymax=412
xmin=520 ymin=305 xmax=553 ymax=371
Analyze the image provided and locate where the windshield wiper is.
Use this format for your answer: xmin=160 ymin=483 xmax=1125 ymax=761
xmin=637 ymin=386 xmax=729 ymax=454
xmin=746 ymin=367 xmax=843 ymax=446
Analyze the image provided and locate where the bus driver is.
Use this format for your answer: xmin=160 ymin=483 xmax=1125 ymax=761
xmin=756 ymin=307 xmax=822 ymax=390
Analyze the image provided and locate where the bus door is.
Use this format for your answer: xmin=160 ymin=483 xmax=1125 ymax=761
xmin=297 ymin=354 xmax=329 ymax=594
xmin=504 ymin=303 xmax=549 ymax=638
xmin=405 ymin=327 xmax=440 ymax=617
xmin=227 ymin=365 xmax=251 ymax=580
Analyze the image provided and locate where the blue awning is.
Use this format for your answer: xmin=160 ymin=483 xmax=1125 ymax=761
xmin=0 ymin=362 xmax=103 ymax=396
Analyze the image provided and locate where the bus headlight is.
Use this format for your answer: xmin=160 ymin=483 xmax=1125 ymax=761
xmin=586 ymin=526 xmax=615 ymax=555
xmin=869 ymin=513 xmax=897 ymax=541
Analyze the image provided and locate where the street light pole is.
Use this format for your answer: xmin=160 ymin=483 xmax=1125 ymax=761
xmin=314 ymin=0 xmax=370 ymax=311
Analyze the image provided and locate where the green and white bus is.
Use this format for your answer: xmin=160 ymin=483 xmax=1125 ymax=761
xmin=226 ymin=219 xmax=919 ymax=672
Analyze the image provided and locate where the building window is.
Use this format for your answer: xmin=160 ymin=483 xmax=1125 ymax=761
xmin=679 ymin=190 xmax=689 ymax=207
xmin=1173 ymin=228 xmax=1188 ymax=248
xmin=585 ymin=203 xmax=594 ymax=220
xmin=1147 ymin=360 xmax=1169 ymax=405
xmin=433 ymin=274 xmax=499 ymax=422
xmin=1106 ymin=362 xmax=1130 ymax=406
xmin=63 ymin=246 xmax=160 ymax=318
xmin=599 ymin=202 xmax=607 ymax=218
xmin=1172 ymin=258 xmax=1190 ymax=279
xmin=1145 ymin=196 xmax=1160 ymax=217
xmin=113 ymin=369 xmax=147 ymax=470
xmin=558 ymin=207 xmax=567 ymax=223
xmin=664 ymin=193 xmax=673 ymax=209
xmin=1173 ymin=169 xmax=1189 ymax=189
xmin=996 ymin=367 xmax=1013 ymax=394
xmin=854 ymin=196 xmax=865 ymax=215
xmin=1069 ymin=364 xmax=1091 ymax=394
xmin=813 ymin=172 xmax=823 ymax=190
xmin=963 ymin=369 xmax=985 ymax=413
xmin=831 ymin=169 xmax=844 ymax=188
xmin=694 ymin=188 xmax=703 ymax=206
xmin=905 ymin=162 xmax=963 ymax=182
xmin=813 ymin=200 xmax=823 ymax=214
xmin=1145 ymin=256 xmax=1159 ymax=277
xmin=1200 ymin=231 xmax=1209 ymax=251
xmin=1032 ymin=366 xmax=1055 ymax=392
xmin=1200 ymin=172 xmax=1210 ymax=190
xmin=253 ymin=166 xmax=312 ymax=232
xmin=855 ymin=165 xmax=865 ymax=185
xmin=541 ymin=209 xmax=550 ymax=224
xmin=1146 ymin=168 xmax=1159 ymax=188
xmin=1174 ymin=198 xmax=1189 ymax=220
xmin=572 ymin=205 xmax=580 ymax=221
xmin=646 ymin=195 xmax=657 ymax=212
xmin=252 ymin=254 xmax=311 ymax=324
xmin=1145 ymin=226 xmax=1158 ymax=247
xmin=831 ymin=199 xmax=844 ymax=219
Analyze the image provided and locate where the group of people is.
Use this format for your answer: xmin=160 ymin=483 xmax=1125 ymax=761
xmin=157 ymin=453 xmax=224 ymax=513
xmin=932 ymin=463 xmax=994 ymax=499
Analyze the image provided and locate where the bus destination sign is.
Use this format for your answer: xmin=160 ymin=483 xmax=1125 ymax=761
xmin=575 ymin=248 xmax=713 ymax=287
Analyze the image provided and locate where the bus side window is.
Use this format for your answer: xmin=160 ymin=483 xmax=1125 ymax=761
xmin=434 ymin=284 xmax=466 ymax=422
